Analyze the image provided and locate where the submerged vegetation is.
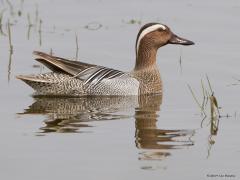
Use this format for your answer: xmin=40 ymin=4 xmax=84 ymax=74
xmin=84 ymin=22 xmax=102 ymax=30
xmin=123 ymin=19 xmax=142 ymax=25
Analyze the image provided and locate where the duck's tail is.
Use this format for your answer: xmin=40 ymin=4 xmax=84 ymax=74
xmin=16 ymin=73 xmax=84 ymax=96
xmin=16 ymin=74 xmax=55 ymax=91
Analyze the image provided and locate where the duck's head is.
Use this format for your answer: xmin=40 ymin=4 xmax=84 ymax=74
xmin=136 ymin=23 xmax=194 ymax=57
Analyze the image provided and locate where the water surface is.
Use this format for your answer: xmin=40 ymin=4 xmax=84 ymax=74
xmin=0 ymin=0 xmax=239 ymax=179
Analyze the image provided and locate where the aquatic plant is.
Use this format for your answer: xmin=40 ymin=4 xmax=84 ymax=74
xmin=38 ymin=18 xmax=42 ymax=46
xmin=188 ymin=76 xmax=222 ymax=158
xmin=75 ymin=33 xmax=79 ymax=60
xmin=187 ymin=75 xmax=221 ymax=123
xmin=0 ymin=9 xmax=6 ymax=36
xmin=7 ymin=19 xmax=13 ymax=53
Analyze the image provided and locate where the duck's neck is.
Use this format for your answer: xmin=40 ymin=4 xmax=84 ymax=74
xmin=134 ymin=43 xmax=158 ymax=70
xmin=132 ymin=44 xmax=162 ymax=95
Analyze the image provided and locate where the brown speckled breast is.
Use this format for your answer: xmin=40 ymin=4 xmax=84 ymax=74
xmin=131 ymin=66 xmax=162 ymax=95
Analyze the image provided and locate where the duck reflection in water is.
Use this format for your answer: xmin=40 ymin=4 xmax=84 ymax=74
xmin=20 ymin=94 xmax=194 ymax=160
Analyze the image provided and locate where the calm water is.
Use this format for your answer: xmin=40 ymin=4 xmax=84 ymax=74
xmin=0 ymin=0 xmax=240 ymax=179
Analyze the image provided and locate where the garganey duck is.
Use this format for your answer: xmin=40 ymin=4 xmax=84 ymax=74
xmin=17 ymin=23 xmax=194 ymax=96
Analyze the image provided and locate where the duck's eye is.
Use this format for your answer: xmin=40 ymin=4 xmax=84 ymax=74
xmin=158 ymin=28 xmax=164 ymax=32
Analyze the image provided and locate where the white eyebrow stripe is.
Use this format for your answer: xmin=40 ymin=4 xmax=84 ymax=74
xmin=136 ymin=24 xmax=166 ymax=55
